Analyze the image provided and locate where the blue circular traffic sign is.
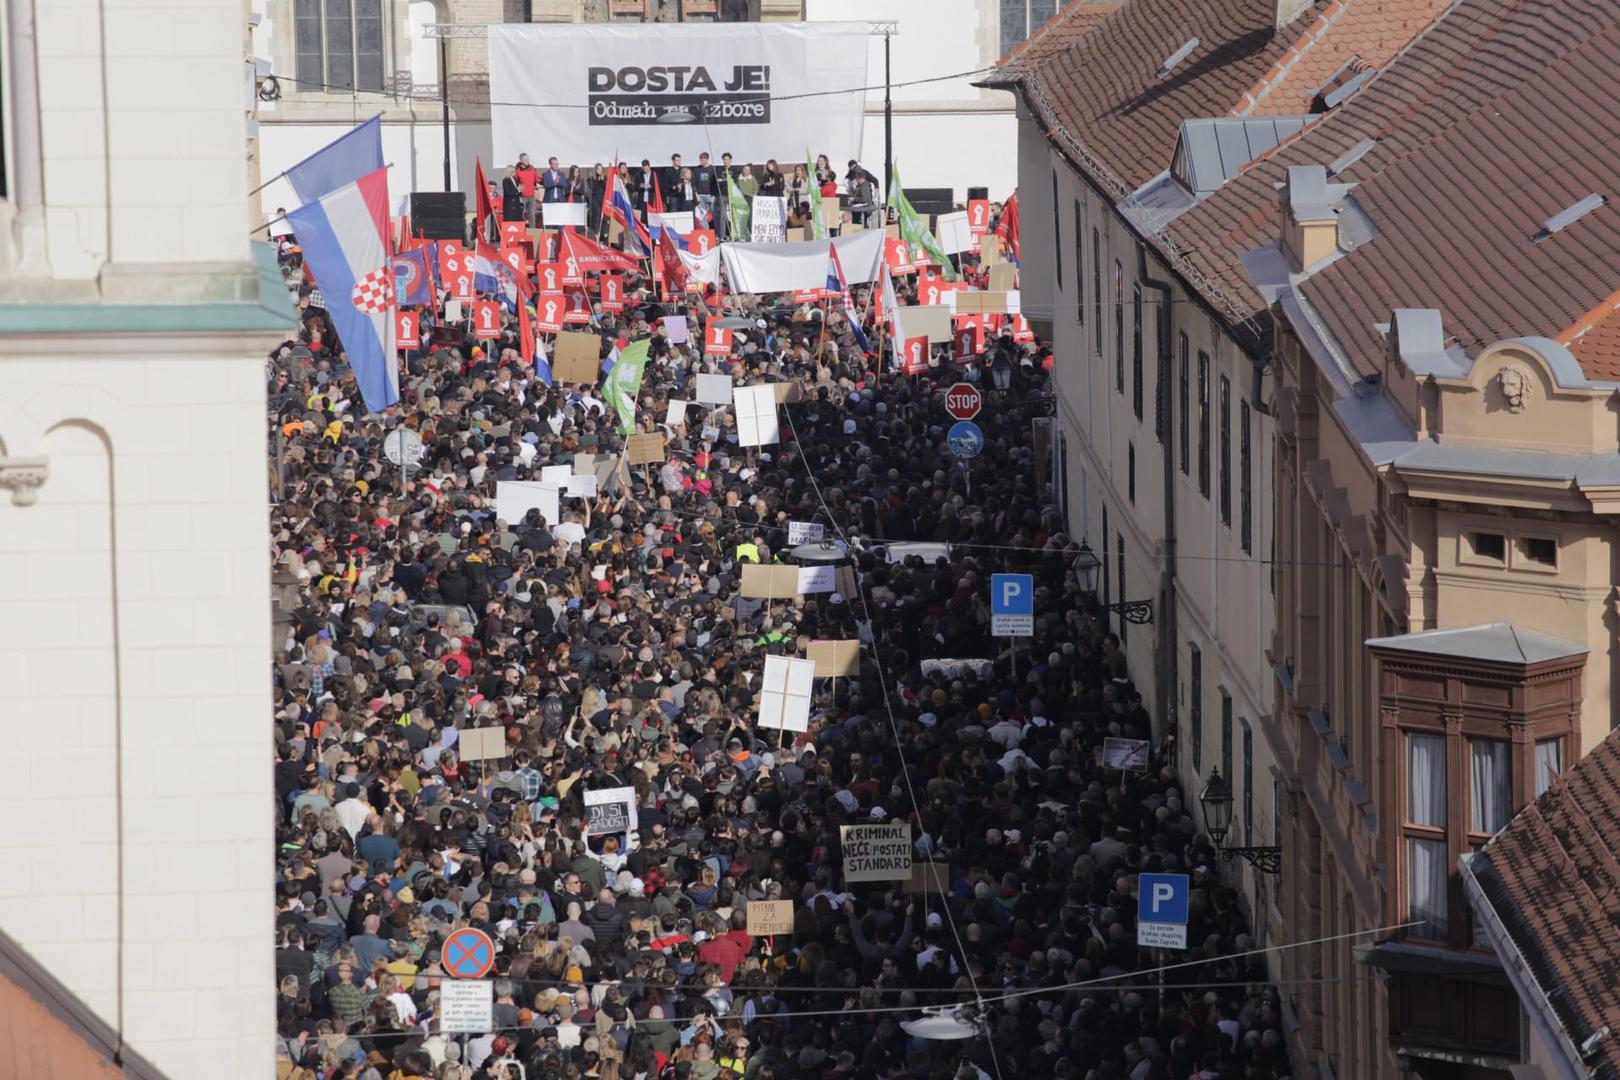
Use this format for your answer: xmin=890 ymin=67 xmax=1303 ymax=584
xmin=947 ymin=421 xmax=984 ymax=459
xmin=443 ymin=926 xmax=495 ymax=979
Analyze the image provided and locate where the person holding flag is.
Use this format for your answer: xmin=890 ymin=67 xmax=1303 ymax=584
xmin=825 ymin=243 xmax=870 ymax=354
xmin=890 ymin=163 xmax=956 ymax=281
xmin=602 ymin=337 xmax=651 ymax=435
xmin=603 ymin=157 xmax=653 ymax=258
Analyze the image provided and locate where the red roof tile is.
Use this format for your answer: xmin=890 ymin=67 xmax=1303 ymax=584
xmin=1471 ymin=728 xmax=1620 ymax=1078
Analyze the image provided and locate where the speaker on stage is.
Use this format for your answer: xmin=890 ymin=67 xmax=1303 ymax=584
xmin=409 ymin=192 xmax=467 ymax=241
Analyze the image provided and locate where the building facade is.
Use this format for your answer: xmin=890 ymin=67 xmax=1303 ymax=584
xmin=0 ymin=1 xmax=298 ymax=1076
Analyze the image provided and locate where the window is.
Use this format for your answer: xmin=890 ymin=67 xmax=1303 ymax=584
xmin=1405 ymin=733 xmax=1448 ymax=940
xmin=295 ymin=0 xmax=385 ymax=94
xmin=1178 ymin=334 xmax=1190 ymax=475
xmin=1117 ymin=532 xmax=1127 ymax=647
xmin=1220 ymin=689 xmax=1233 ymax=783
xmin=1132 ymin=284 xmax=1144 ymax=420
xmin=1469 ymin=739 xmax=1511 ymax=835
xmin=1239 ymin=399 xmax=1253 ymax=552
xmin=1101 ymin=505 xmax=1111 ymax=612
xmin=1190 ymin=644 xmax=1203 ymax=771
xmin=1517 ymin=535 xmax=1558 ymax=569
xmin=1219 ymin=375 xmax=1232 ymax=525
xmin=1273 ymin=775 xmax=1282 ymax=847
xmin=1197 ymin=351 xmax=1211 ymax=498
xmin=1058 ymin=431 xmax=1071 ymax=520
xmin=1127 ymin=443 xmax=1136 ymax=504
xmin=1242 ymin=719 xmax=1254 ymax=846
xmin=1051 ymin=169 xmax=1063 ymax=291
xmin=1536 ymin=739 xmax=1563 ymax=795
xmin=1466 ymin=531 xmax=1506 ymax=564
xmin=1000 ymin=0 xmax=1059 ymax=54
xmin=1093 ymin=229 xmax=1103 ymax=356
xmin=1114 ymin=261 xmax=1125 ymax=394
xmin=1073 ymin=200 xmax=1085 ymax=324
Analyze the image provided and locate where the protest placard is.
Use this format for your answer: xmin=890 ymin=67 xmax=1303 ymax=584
xmin=495 ymin=480 xmax=559 ymax=530
xmin=746 ymin=900 xmax=795 ymax=936
xmin=898 ymin=305 xmax=953 ymax=343
xmin=797 ymin=565 xmax=835 ymax=594
xmin=553 ymin=332 xmax=601 ymax=384
xmin=989 ymin=264 xmax=1018 ymax=292
xmin=583 ymin=786 xmax=638 ymax=834
xmin=936 ymin=210 xmax=973 ymax=255
xmin=787 ymin=521 xmax=824 ymax=544
xmin=739 ymin=563 xmax=799 ymax=599
xmin=458 ymin=727 xmax=508 ymax=762
xmin=807 ymin=639 xmax=860 ymax=677
xmin=543 ymin=203 xmax=588 ymax=228
xmin=1102 ymin=737 xmax=1151 ymax=771
xmin=751 ymin=196 xmax=788 ymax=243
xmin=626 ymin=433 xmax=667 ymax=466
xmin=905 ymin=861 xmax=951 ymax=895
xmin=663 ymin=314 xmax=691 ymax=344
xmin=696 ymin=373 xmax=734 ymax=405
xmin=758 ymin=655 xmax=815 ymax=732
xmin=841 ymin=823 xmax=912 ymax=883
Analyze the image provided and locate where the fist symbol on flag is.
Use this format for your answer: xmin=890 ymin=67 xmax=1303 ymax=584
xmin=351 ymin=267 xmax=394 ymax=315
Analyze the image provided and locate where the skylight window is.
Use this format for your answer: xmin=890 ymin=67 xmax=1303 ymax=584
xmin=1156 ymin=38 xmax=1199 ymax=80
xmin=1534 ymin=194 xmax=1606 ymax=242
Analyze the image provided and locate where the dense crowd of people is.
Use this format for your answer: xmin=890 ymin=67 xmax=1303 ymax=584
xmin=267 ymin=192 xmax=1293 ymax=1080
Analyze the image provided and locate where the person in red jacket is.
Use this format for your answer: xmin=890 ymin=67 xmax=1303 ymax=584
xmin=695 ymin=911 xmax=748 ymax=983
xmin=512 ymin=153 xmax=539 ymax=224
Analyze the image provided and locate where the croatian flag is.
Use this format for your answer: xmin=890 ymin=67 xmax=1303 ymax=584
xmin=607 ymin=169 xmax=652 ymax=257
xmin=287 ymin=167 xmax=398 ymax=413
xmin=826 ymin=243 xmax=870 ymax=353
xmin=285 ymin=115 xmax=384 ymax=205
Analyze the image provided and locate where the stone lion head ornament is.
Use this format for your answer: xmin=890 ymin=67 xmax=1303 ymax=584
xmin=1497 ymin=365 xmax=1533 ymax=413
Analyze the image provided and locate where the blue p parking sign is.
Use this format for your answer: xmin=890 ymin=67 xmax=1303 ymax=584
xmin=990 ymin=573 xmax=1033 ymax=636
xmin=1137 ymin=872 xmax=1189 ymax=949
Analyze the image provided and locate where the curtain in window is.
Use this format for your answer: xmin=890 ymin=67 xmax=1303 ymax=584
xmin=1407 ymin=837 xmax=1448 ymax=939
xmin=1536 ymin=739 xmax=1563 ymax=797
xmin=1407 ymin=733 xmax=1445 ymax=826
xmin=1470 ymin=739 xmax=1510 ymax=834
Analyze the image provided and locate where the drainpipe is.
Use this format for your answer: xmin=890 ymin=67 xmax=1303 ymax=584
xmin=7 ymin=0 xmax=50 ymax=272
xmin=1139 ymin=244 xmax=1177 ymax=748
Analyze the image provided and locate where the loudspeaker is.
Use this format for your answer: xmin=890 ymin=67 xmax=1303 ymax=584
xmin=409 ymin=192 xmax=467 ymax=240
xmin=967 ymin=186 xmax=988 ymax=202
xmin=908 ymin=186 xmax=955 ymax=217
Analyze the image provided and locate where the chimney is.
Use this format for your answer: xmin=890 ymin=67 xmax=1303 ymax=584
xmin=1275 ymin=0 xmax=1312 ymax=30
xmin=1280 ymin=164 xmax=1339 ymax=272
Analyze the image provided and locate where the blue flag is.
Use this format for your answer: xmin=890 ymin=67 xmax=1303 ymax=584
xmin=286 ymin=115 xmax=384 ymax=205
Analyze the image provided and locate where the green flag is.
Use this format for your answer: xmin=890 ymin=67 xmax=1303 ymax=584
xmin=728 ymin=177 xmax=751 ymax=239
xmin=604 ymin=338 xmax=651 ymax=436
xmin=807 ymin=150 xmax=828 ymax=240
xmin=890 ymin=163 xmax=956 ymax=281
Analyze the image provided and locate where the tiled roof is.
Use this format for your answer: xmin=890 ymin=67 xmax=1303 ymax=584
xmin=984 ymin=1 xmax=1123 ymax=85
xmin=1163 ymin=0 xmax=1620 ymax=374
xmin=1470 ymin=728 xmax=1620 ymax=1080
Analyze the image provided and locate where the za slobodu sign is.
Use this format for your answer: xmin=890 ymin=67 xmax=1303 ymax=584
xmin=944 ymin=382 xmax=981 ymax=421
xmin=1137 ymin=872 xmax=1189 ymax=949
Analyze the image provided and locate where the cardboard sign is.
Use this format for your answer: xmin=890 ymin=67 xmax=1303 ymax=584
xmin=936 ymin=210 xmax=973 ymax=256
xmin=543 ymin=202 xmax=588 ymax=228
xmin=770 ymin=381 xmax=802 ymax=405
xmin=735 ymin=384 xmax=781 ymax=447
xmin=905 ymin=861 xmax=952 ymax=895
xmin=758 ymin=654 xmax=815 ymax=733
xmin=687 ymin=228 xmax=718 ymax=256
xmin=820 ymin=197 xmax=843 ymax=229
xmin=535 ymin=263 xmax=565 ymax=294
xmin=808 ymin=639 xmax=859 ymax=677
xmin=739 ymin=563 xmax=800 ymax=599
xmin=459 ymin=726 xmax=508 ymax=762
xmin=396 ymin=310 xmax=419 ymax=349
xmin=989 ymin=263 xmax=1018 ymax=292
xmin=471 ymin=301 xmax=501 ymax=340
xmin=705 ymin=324 xmax=734 ymax=356
xmin=553 ymin=331 xmax=601 ymax=383
xmin=967 ymin=199 xmax=991 ymax=237
xmin=899 ymin=305 xmax=954 ymax=344
xmin=1102 ymin=737 xmax=1151 ymax=771
xmin=534 ymin=294 xmax=566 ymax=334
xmin=979 ymin=235 xmax=1004 ymax=265
xmin=599 ymin=274 xmax=625 ymax=312
xmin=746 ymin=900 xmax=795 ymax=936
xmin=696 ymin=373 xmax=734 ymax=405
xmin=900 ymin=336 xmax=930 ymax=375
xmin=841 ymin=823 xmax=912 ymax=883
xmin=955 ymin=291 xmax=1010 ymax=315
xmin=440 ymin=979 xmax=494 ymax=1034
xmin=787 ymin=521 xmax=824 ymax=544
xmin=583 ymin=786 xmax=638 ymax=834
xmin=626 ymin=433 xmax=666 ymax=466
xmin=797 ymin=565 xmax=836 ymax=594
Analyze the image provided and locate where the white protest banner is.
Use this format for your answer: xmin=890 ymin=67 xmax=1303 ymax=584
xmin=564 ymin=473 xmax=598 ymax=498
xmin=696 ymin=373 xmax=734 ymax=405
xmin=440 ymin=980 xmax=494 ymax=1034
xmin=543 ymin=203 xmax=589 ymax=228
xmin=751 ymin=196 xmax=788 ymax=243
xmin=787 ymin=521 xmax=825 ymax=544
xmin=720 ymin=229 xmax=884 ymax=293
xmin=540 ymin=464 xmax=573 ymax=483
xmin=841 ymin=823 xmax=912 ymax=883
xmin=495 ymin=480 xmax=560 ymax=529
xmin=735 ymin=384 xmax=780 ymax=447
xmin=1102 ymin=737 xmax=1151 ymax=771
xmin=489 ymin=23 xmax=868 ymax=166
xmin=667 ymin=399 xmax=689 ymax=427
xmin=663 ymin=314 xmax=691 ymax=344
xmin=758 ymin=654 xmax=815 ymax=732
xmin=936 ymin=210 xmax=973 ymax=255
xmin=797 ymin=565 xmax=835 ymax=594
xmin=583 ymin=786 xmax=639 ymax=834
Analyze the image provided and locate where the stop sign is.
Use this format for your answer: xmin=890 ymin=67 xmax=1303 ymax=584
xmin=944 ymin=382 xmax=982 ymax=421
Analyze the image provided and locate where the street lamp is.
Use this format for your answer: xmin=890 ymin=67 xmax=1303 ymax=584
xmin=1199 ymin=767 xmax=1282 ymax=874
xmin=1074 ymin=540 xmax=1101 ymax=592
